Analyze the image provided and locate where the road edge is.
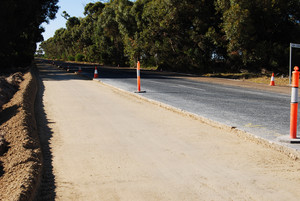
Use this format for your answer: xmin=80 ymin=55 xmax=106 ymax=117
xmin=93 ymin=78 xmax=300 ymax=160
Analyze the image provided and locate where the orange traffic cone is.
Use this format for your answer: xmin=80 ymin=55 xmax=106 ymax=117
xmin=134 ymin=61 xmax=146 ymax=93
xmin=270 ymin=73 xmax=275 ymax=86
xmin=78 ymin=66 xmax=82 ymax=73
xmin=94 ymin=67 xmax=98 ymax=78
xmin=137 ymin=61 xmax=141 ymax=92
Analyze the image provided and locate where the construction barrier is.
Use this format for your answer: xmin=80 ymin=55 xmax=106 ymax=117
xmin=270 ymin=73 xmax=275 ymax=86
xmin=290 ymin=66 xmax=299 ymax=139
xmin=94 ymin=67 xmax=98 ymax=78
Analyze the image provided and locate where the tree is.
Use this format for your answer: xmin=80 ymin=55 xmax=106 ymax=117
xmin=131 ymin=0 xmax=220 ymax=72
xmin=0 ymin=0 xmax=59 ymax=71
xmin=94 ymin=0 xmax=130 ymax=65
xmin=41 ymin=0 xmax=300 ymax=74
xmin=215 ymin=0 xmax=300 ymax=72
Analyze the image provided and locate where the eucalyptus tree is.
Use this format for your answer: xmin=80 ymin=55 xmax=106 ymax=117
xmin=94 ymin=0 xmax=131 ymax=65
xmin=215 ymin=0 xmax=300 ymax=72
xmin=131 ymin=0 xmax=220 ymax=72
xmin=40 ymin=0 xmax=299 ymax=74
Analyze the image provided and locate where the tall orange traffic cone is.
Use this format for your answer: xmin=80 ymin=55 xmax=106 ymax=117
xmin=94 ymin=67 xmax=98 ymax=78
xmin=78 ymin=66 xmax=82 ymax=73
xmin=290 ymin=66 xmax=300 ymax=139
xmin=137 ymin=61 xmax=141 ymax=92
xmin=134 ymin=61 xmax=146 ymax=93
xmin=270 ymin=73 xmax=275 ymax=86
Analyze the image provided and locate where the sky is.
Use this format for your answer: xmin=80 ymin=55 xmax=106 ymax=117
xmin=38 ymin=0 xmax=135 ymax=50
xmin=37 ymin=0 xmax=91 ymax=49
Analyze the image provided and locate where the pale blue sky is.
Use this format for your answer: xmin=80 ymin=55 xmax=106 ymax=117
xmin=40 ymin=0 xmax=91 ymax=42
xmin=38 ymin=0 xmax=135 ymax=50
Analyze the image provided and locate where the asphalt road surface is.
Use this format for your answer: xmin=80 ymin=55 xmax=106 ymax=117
xmin=52 ymin=60 xmax=298 ymax=150
xmin=36 ymin=60 xmax=300 ymax=200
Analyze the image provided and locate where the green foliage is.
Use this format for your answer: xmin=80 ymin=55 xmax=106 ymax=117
xmin=75 ymin=53 xmax=85 ymax=62
xmin=0 ymin=0 xmax=59 ymax=71
xmin=215 ymin=0 xmax=300 ymax=72
xmin=68 ymin=55 xmax=75 ymax=61
xmin=62 ymin=11 xmax=71 ymax=20
xmin=40 ymin=0 xmax=300 ymax=74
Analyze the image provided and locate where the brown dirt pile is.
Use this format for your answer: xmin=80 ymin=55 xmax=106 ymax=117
xmin=0 ymin=72 xmax=23 ymax=110
xmin=0 ymin=69 xmax=42 ymax=201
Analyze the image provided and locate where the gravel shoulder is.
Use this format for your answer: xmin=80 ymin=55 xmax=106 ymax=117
xmin=36 ymin=62 xmax=300 ymax=200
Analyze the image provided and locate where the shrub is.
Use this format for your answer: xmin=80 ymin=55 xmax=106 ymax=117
xmin=68 ymin=55 xmax=75 ymax=61
xmin=75 ymin=53 xmax=85 ymax=62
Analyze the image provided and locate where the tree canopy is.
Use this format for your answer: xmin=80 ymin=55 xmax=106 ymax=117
xmin=41 ymin=0 xmax=300 ymax=74
xmin=0 ymin=0 xmax=59 ymax=71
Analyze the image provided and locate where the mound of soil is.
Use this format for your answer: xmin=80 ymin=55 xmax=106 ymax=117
xmin=0 ymin=72 xmax=23 ymax=110
xmin=0 ymin=69 xmax=42 ymax=201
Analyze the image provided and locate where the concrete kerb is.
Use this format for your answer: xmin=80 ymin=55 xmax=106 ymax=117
xmin=92 ymin=78 xmax=300 ymax=161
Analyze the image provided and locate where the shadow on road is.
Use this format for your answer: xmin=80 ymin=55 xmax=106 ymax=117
xmin=36 ymin=59 xmax=92 ymax=81
xmin=38 ymin=59 xmax=183 ymax=81
xmin=34 ymin=68 xmax=56 ymax=201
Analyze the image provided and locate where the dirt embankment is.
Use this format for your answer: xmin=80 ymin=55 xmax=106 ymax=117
xmin=0 ymin=69 xmax=41 ymax=201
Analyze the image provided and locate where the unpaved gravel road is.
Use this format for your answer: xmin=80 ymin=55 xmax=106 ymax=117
xmin=36 ymin=61 xmax=300 ymax=201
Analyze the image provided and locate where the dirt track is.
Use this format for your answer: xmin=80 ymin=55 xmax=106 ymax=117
xmin=36 ymin=62 xmax=300 ymax=201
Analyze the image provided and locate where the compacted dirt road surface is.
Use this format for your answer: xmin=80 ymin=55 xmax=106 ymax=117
xmin=36 ymin=62 xmax=300 ymax=201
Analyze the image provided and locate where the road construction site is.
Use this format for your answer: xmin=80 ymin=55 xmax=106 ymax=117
xmin=53 ymin=60 xmax=300 ymax=150
xmin=33 ymin=60 xmax=300 ymax=200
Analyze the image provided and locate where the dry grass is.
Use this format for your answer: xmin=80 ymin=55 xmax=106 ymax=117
xmin=203 ymin=72 xmax=290 ymax=86
xmin=246 ymin=76 xmax=290 ymax=86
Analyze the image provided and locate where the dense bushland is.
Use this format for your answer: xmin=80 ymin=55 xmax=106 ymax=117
xmin=41 ymin=0 xmax=300 ymax=74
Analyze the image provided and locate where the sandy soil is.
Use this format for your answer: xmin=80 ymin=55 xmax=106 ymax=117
xmin=0 ymin=70 xmax=42 ymax=201
xmin=35 ymin=63 xmax=300 ymax=201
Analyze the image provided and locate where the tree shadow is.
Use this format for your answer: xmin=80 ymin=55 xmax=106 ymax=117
xmin=0 ymin=161 xmax=3 ymax=177
xmin=0 ymin=138 xmax=8 ymax=177
xmin=34 ymin=69 xmax=56 ymax=201
xmin=41 ymin=59 xmax=182 ymax=81
xmin=36 ymin=59 xmax=92 ymax=81
xmin=0 ymin=105 xmax=19 ymax=125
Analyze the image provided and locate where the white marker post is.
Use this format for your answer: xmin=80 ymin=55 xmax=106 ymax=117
xmin=289 ymin=43 xmax=300 ymax=85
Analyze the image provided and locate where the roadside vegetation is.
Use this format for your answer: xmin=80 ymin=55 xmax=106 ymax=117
xmin=0 ymin=0 xmax=59 ymax=73
xmin=203 ymin=72 xmax=289 ymax=86
xmin=40 ymin=0 xmax=300 ymax=75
